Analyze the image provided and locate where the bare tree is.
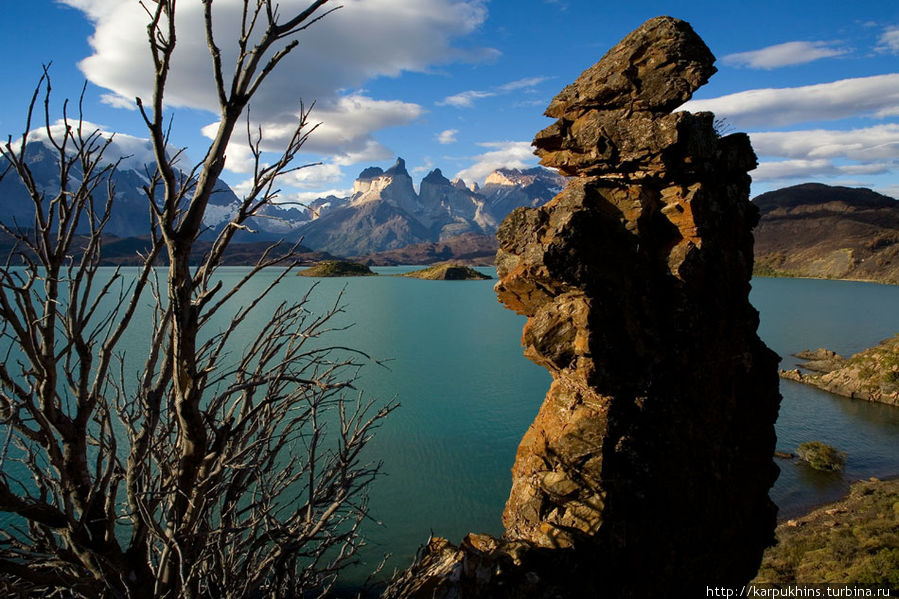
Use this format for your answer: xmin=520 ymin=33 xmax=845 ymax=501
xmin=0 ymin=2 xmax=394 ymax=597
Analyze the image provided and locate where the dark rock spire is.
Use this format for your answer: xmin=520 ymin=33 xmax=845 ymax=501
xmin=384 ymin=16 xmax=781 ymax=598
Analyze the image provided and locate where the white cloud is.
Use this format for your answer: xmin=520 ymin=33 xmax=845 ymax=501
xmin=438 ymin=90 xmax=496 ymax=108
xmin=498 ymin=77 xmax=551 ymax=92
xmin=61 ymin=0 xmax=490 ymax=160
xmin=750 ymin=124 xmax=899 ymax=161
xmin=748 ymin=125 xmax=899 ymax=186
xmin=454 ymin=141 xmax=537 ymax=184
xmin=722 ymin=41 xmax=848 ymax=69
xmin=877 ymin=26 xmax=899 ymax=54
xmin=100 ymin=93 xmax=137 ymax=111
xmin=12 ymin=118 xmax=163 ymax=173
xmin=202 ymin=94 xmax=421 ymax=173
xmin=437 ymin=129 xmax=459 ymax=144
xmin=438 ymin=76 xmax=548 ymax=108
xmin=680 ymin=73 xmax=899 ymax=128
xmin=411 ymin=157 xmax=435 ymax=177
xmin=752 ymin=159 xmax=892 ymax=181
xmin=285 ymin=188 xmax=353 ymax=204
xmin=281 ymin=162 xmax=344 ymax=190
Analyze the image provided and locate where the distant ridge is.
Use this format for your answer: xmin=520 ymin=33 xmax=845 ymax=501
xmin=352 ymin=232 xmax=498 ymax=266
xmin=753 ymin=183 xmax=899 ymax=285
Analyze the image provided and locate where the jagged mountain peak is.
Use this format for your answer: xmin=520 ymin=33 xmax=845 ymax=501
xmin=384 ymin=157 xmax=409 ymax=177
xmin=357 ymin=166 xmax=384 ymax=180
xmin=422 ymin=168 xmax=450 ymax=186
xmin=271 ymin=160 xmax=568 ymax=256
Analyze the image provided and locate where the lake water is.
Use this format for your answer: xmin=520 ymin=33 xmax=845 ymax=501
xmin=248 ymin=269 xmax=899 ymax=582
xmin=3 ymin=268 xmax=899 ymax=586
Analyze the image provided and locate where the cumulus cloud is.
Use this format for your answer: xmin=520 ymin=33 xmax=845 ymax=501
xmin=281 ymin=162 xmax=344 ymax=190
xmin=752 ymin=159 xmax=892 ymax=181
xmin=750 ymin=124 xmax=899 ymax=161
xmin=11 ymin=118 xmax=168 ymax=172
xmin=201 ymin=94 xmax=421 ymax=173
xmin=411 ymin=157 xmax=436 ymax=177
xmin=748 ymin=125 xmax=899 ymax=183
xmin=61 ymin=0 xmax=490 ymax=163
xmin=438 ymin=76 xmax=548 ymax=108
xmin=454 ymin=141 xmax=538 ymax=184
xmin=877 ymin=26 xmax=899 ymax=54
xmin=286 ymin=188 xmax=354 ymax=204
xmin=680 ymin=74 xmax=899 ymax=128
xmin=722 ymin=41 xmax=848 ymax=69
xmin=437 ymin=129 xmax=459 ymax=144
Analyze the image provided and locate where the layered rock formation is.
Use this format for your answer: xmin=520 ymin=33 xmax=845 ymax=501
xmin=385 ymin=16 xmax=781 ymax=599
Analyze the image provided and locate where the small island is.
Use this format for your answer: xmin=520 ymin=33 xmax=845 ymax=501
xmin=780 ymin=335 xmax=899 ymax=407
xmin=297 ymin=260 xmax=377 ymax=277
xmin=401 ymin=264 xmax=491 ymax=280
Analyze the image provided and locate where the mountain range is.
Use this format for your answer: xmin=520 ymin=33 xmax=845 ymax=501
xmin=295 ymin=158 xmax=565 ymax=255
xmin=3 ymin=137 xmax=897 ymax=282
xmin=0 ymin=137 xmax=565 ymax=259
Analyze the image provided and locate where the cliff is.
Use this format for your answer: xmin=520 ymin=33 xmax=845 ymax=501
xmin=384 ymin=16 xmax=781 ymax=599
xmin=781 ymin=336 xmax=899 ymax=407
xmin=753 ymin=183 xmax=899 ymax=285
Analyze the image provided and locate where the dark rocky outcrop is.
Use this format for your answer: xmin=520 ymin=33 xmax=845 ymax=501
xmin=384 ymin=15 xmax=781 ymax=599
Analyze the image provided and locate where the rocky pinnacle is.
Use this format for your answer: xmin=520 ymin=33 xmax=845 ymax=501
xmin=384 ymin=16 xmax=782 ymax=598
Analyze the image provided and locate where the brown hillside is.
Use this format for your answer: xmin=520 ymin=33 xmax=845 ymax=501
xmin=352 ymin=232 xmax=498 ymax=266
xmin=753 ymin=183 xmax=899 ymax=284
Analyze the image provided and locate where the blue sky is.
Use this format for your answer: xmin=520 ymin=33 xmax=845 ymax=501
xmin=1 ymin=0 xmax=898 ymax=202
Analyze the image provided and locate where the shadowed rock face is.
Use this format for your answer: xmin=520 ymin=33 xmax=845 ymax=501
xmin=383 ymin=16 xmax=781 ymax=599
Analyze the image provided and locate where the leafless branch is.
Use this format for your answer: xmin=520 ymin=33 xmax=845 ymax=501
xmin=0 ymin=2 xmax=391 ymax=597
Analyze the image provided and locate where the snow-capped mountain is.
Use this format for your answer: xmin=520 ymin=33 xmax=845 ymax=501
xmin=0 ymin=131 xmax=248 ymax=238
xmin=294 ymin=158 xmax=566 ymax=256
xmin=1 ymin=132 xmax=566 ymax=257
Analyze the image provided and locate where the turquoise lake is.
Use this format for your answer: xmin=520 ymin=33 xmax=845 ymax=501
xmin=216 ymin=268 xmax=899 ymax=582
xmin=3 ymin=267 xmax=899 ymax=585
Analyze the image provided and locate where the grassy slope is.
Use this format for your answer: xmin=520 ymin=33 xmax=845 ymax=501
xmin=754 ymin=478 xmax=899 ymax=587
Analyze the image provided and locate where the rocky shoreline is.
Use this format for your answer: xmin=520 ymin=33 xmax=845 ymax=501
xmin=780 ymin=336 xmax=899 ymax=407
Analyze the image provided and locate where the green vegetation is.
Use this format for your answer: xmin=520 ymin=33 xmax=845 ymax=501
xmin=298 ymin=260 xmax=377 ymax=277
xmin=752 ymin=263 xmax=793 ymax=279
xmin=796 ymin=441 xmax=846 ymax=472
xmin=401 ymin=263 xmax=491 ymax=280
xmin=755 ymin=478 xmax=899 ymax=587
